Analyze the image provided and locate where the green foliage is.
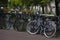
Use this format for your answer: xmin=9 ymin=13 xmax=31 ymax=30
xmin=9 ymin=0 xmax=23 ymax=8
xmin=9 ymin=0 xmax=53 ymax=8
xmin=41 ymin=0 xmax=51 ymax=3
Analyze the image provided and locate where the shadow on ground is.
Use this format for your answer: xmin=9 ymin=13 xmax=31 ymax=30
xmin=55 ymin=31 xmax=60 ymax=38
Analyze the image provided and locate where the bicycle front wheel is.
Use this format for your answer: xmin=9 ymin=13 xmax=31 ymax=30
xmin=44 ymin=20 xmax=56 ymax=38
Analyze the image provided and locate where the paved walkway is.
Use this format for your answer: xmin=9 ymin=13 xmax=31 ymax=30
xmin=0 ymin=30 xmax=60 ymax=40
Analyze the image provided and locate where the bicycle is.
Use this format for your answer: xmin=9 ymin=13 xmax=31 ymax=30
xmin=13 ymin=11 xmax=26 ymax=31
xmin=5 ymin=10 xmax=16 ymax=30
xmin=26 ymin=14 xmax=56 ymax=38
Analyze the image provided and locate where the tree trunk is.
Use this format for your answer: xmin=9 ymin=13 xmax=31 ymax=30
xmin=55 ymin=0 xmax=59 ymax=16
xmin=45 ymin=4 xmax=48 ymax=14
xmin=42 ymin=5 xmax=44 ymax=14
xmin=49 ymin=2 xmax=52 ymax=13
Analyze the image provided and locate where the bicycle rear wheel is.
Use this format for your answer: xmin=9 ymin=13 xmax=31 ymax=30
xmin=13 ymin=19 xmax=25 ymax=31
xmin=26 ymin=20 xmax=39 ymax=35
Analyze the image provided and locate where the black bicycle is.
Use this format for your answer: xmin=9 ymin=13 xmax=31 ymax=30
xmin=13 ymin=11 xmax=26 ymax=31
xmin=26 ymin=14 xmax=56 ymax=38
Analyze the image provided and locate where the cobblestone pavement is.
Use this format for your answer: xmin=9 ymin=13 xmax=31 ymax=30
xmin=0 ymin=30 xmax=60 ymax=40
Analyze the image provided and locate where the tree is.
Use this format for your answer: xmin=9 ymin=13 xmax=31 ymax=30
xmin=55 ymin=0 xmax=60 ymax=16
xmin=9 ymin=0 xmax=23 ymax=8
xmin=40 ymin=0 xmax=52 ymax=14
xmin=0 ymin=0 xmax=8 ymax=7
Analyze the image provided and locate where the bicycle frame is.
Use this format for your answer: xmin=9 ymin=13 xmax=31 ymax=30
xmin=32 ymin=14 xmax=57 ymax=33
